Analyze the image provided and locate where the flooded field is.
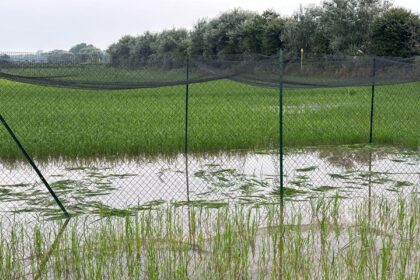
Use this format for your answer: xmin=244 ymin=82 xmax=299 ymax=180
xmin=0 ymin=144 xmax=418 ymax=218
xmin=1 ymin=194 xmax=418 ymax=279
xmin=0 ymin=144 xmax=418 ymax=279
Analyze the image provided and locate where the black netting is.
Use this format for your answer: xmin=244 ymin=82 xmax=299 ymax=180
xmin=1 ymin=53 xmax=419 ymax=90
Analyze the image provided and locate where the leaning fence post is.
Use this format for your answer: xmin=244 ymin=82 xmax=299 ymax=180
xmin=185 ymin=56 xmax=190 ymax=200
xmin=369 ymin=57 xmax=377 ymax=144
xmin=279 ymin=50 xmax=285 ymax=199
xmin=0 ymin=113 xmax=69 ymax=218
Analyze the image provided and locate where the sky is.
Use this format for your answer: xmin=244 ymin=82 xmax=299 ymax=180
xmin=1 ymin=0 xmax=419 ymax=52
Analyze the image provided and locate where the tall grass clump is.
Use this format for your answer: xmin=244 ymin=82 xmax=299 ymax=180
xmin=0 ymin=195 xmax=418 ymax=279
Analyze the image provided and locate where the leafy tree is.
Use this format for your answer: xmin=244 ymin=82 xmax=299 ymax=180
xmin=69 ymin=43 xmax=104 ymax=63
xmin=284 ymin=6 xmax=322 ymax=56
xmin=69 ymin=43 xmax=89 ymax=55
xmin=150 ymin=28 xmax=189 ymax=66
xmin=261 ymin=11 xmax=286 ymax=55
xmin=283 ymin=0 xmax=390 ymax=56
xmin=130 ymin=32 xmax=158 ymax=65
xmin=156 ymin=29 xmax=189 ymax=57
xmin=106 ymin=1 xmax=419 ymax=63
xmin=108 ymin=36 xmax=137 ymax=66
xmin=190 ymin=20 xmax=208 ymax=56
xmin=240 ymin=10 xmax=285 ymax=55
xmin=370 ymin=8 xmax=420 ymax=57
xmin=178 ymin=38 xmax=192 ymax=57
xmin=78 ymin=46 xmax=104 ymax=63
xmin=319 ymin=0 xmax=390 ymax=54
xmin=202 ymin=9 xmax=255 ymax=56
xmin=46 ymin=50 xmax=75 ymax=64
xmin=241 ymin=13 xmax=266 ymax=54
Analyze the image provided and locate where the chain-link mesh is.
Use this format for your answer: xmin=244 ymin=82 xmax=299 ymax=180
xmin=0 ymin=52 xmax=419 ymax=277
xmin=0 ymin=51 xmax=419 ymax=217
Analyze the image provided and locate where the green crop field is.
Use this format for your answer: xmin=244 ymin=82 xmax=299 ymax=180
xmin=0 ymin=78 xmax=419 ymax=160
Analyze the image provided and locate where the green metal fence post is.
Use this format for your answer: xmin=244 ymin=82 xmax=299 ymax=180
xmin=185 ymin=56 xmax=190 ymax=199
xmin=369 ymin=57 xmax=377 ymax=144
xmin=279 ymin=50 xmax=285 ymax=199
xmin=0 ymin=113 xmax=69 ymax=218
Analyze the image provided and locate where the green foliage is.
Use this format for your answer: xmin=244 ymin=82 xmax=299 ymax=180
xmin=284 ymin=6 xmax=324 ymax=56
xmin=262 ymin=15 xmax=286 ymax=55
xmin=77 ymin=46 xmax=103 ymax=63
xmin=130 ymin=32 xmax=157 ymax=65
xmin=43 ymin=43 xmax=104 ymax=64
xmin=152 ymin=28 xmax=189 ymax=65
xmin=69 ymin=43 xmax=104 ymax=63
xmin=241 ymin=10 xmax=286 ymax=55
xmin=240 ymin=13 xmax=266 ymax=54
xmin=370 ymin=8 xmax=420 ymax=57
xmin=108 ymin=35 xmax=137 ymax=66
xmin=201 ymin=9 xmax=255 ymax=56
xmin=190 ymin=20 xmax=208 ymax=56
xmin=108 ymin=29 xmax=188 ymax=67
xmin=320 ymin=0 xmax=390 ymax=54
xmin=46 ymin=50 xmax=75 ymax=64
xmin=107 ymin=1 xmax=405 ymax=63
xmin=69 ymin=43 xmax=89 ymax=54
xmin=284 ymin=0 xmax=390 ymax=56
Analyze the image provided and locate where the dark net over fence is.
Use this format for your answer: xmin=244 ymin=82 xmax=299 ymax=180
xmin=0 ymin=52 xmax=419 ymax=218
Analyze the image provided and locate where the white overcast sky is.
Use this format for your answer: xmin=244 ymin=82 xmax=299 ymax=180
xmin=0 ymin=0 xmax=419 ymax=52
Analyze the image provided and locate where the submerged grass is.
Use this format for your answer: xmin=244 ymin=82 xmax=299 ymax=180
xmin=0 ymin=195 xmax=418 ymax=279
xmin=0 ymin=79 xmax=418 ymax=159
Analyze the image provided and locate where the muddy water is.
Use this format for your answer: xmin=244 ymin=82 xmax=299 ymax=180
xmin=0 ymin=145 xmax=418 ymax=218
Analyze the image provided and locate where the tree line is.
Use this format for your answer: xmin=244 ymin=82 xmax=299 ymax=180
xmin=47 ymin=43 xmax=105 ymax=63
xmin=1 ymin=0 xmax=418 ymax=66
xmin=0 ymin=43 xmax=106 ymax=64
xmin=108 ymin=0 xmax=419 ymax=66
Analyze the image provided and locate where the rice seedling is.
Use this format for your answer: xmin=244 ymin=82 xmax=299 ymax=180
xmin=0 ymin=194 xmax=418 ymax=279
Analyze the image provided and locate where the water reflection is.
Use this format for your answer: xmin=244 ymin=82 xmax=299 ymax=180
xmin=34 ymin=218 xmax=70 ymax=280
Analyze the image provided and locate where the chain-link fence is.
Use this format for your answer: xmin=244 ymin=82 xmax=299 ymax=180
xmin=0 ymin=51 xmax=419 ymax=219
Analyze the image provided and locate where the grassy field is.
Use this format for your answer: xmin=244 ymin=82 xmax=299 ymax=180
xmin=0 ymin=78 xmax=419 ymax=159
xmin=1 ymin=195 xmax=418 ymax=279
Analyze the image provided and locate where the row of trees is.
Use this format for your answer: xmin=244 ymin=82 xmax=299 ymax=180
xmin=0 ymin=44 xmax=106 ymax=64
xmin=47 ymin=43 xmax=105 ymax=63
xmin=108 ymin=0 xmax=419 ymax=66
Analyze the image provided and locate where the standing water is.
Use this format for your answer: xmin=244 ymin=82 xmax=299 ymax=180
xmin=0 ymin=145 xmax=418 ymax=218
